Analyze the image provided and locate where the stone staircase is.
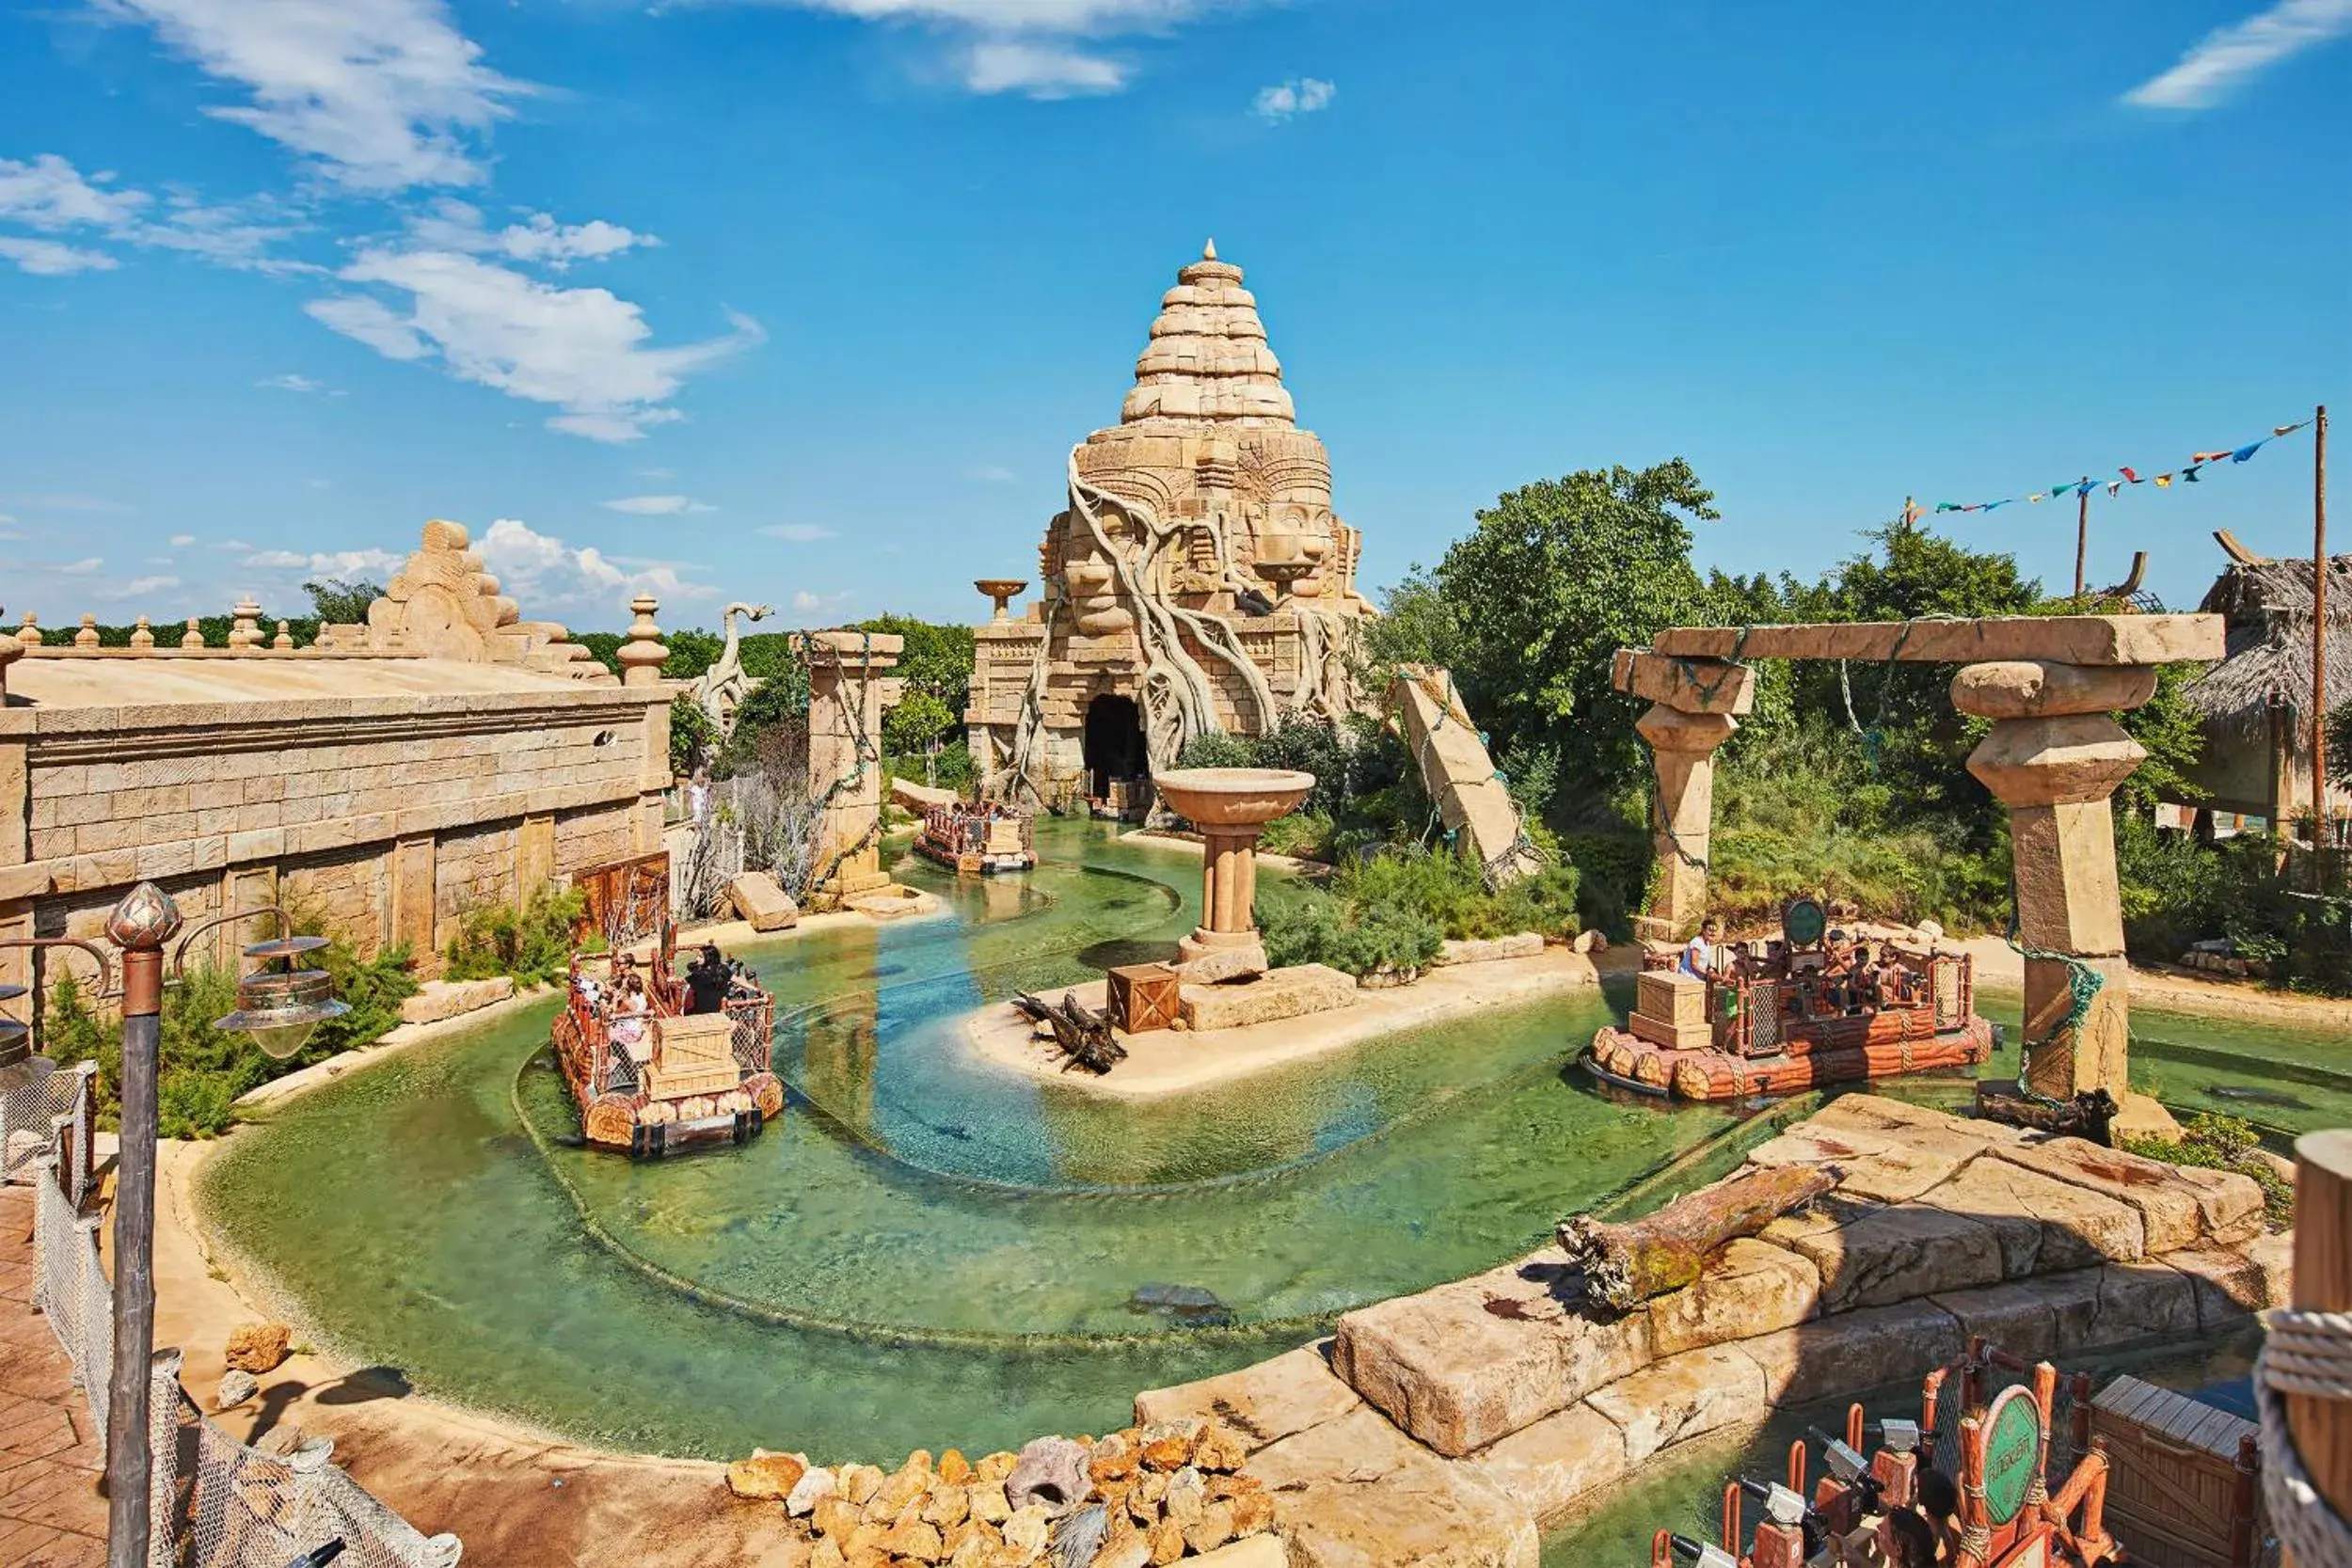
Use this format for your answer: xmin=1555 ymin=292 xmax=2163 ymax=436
xmin=1389 ymin=667 xmax=1542 ymax=884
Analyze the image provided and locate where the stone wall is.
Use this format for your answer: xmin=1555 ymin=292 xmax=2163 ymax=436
xmin=1134 ymin=1096 xmax=2291 ymax=1568
xmin=0 ymin=663 xmax=671 ymax=991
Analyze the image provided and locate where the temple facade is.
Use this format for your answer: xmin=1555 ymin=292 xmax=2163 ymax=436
xmin=966 ymin=243 xmax=1373 ymax=808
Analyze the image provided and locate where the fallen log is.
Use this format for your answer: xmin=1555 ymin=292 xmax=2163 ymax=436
xmin=1975 ymin=1084 xmax=2118 ymax=1147
xmin=1012 ymin=990 xmax=1127 ymax=1074
xmin=1559 ymin=1162 xmax=1837 ymax=1314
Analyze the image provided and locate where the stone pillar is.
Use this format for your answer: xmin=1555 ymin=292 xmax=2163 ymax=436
xmin=1636 ymin=704 xmax=1737 ymax=937
xmin=801 ymin=630 xmax=905 ymax=906
xmin=618 ymin=595 xmax=667 ymax=688
xmin=390 ymin=834 xmax=438 ymax=969
xmin=1956 ymin=660 xmax=2158 ymax=1116
xmin=1181 ymin=828 xmax=1265 ymax=960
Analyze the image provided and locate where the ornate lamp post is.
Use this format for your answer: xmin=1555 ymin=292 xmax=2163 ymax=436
xmin=2 ymin=885 xmax=346 ymax=1568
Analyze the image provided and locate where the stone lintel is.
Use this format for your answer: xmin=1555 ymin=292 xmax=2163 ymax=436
xmin=1949 ymin=660 xmax=2159 ymax=720
xmin=1651 ymin=613 xmax=2221 ymax=668
xmin=1611 ymin=649 xmax=1755 ymax=715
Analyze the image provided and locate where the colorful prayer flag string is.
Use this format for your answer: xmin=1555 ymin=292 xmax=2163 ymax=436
xmin=1925 ymin=416 xmax=2313 ymax=517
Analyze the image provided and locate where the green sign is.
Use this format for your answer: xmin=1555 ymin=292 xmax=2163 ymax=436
xmin=1783 ymin=897 xmax=1827 ymax=948
xmin=1981 ymin=1387 xmax=2042 ymax=1527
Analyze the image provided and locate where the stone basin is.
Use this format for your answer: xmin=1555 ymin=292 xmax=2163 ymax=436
xmin=1152 ymin=768 xmax=1315 ymax=828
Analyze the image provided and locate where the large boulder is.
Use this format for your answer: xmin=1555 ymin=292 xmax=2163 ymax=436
xmin=224 ymin=1322 xmax=294 ymax=1374
xmin=397 ymin=976 xmax=516 ymax=1026
xmin=729 ymin=871 xmax=801 ymax=932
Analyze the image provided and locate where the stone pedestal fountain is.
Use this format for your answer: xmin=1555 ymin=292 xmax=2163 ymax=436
xmin=1152 ymin=767 xmax=1314 ymax=964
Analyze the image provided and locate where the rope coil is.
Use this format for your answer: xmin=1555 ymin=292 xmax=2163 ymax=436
xmin=2257 ymin=1307 xmax=2352 ymax=1568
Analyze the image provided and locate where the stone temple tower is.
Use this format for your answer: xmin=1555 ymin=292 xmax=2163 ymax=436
xmin=966 ymin=242 xmax=1370 ymax=810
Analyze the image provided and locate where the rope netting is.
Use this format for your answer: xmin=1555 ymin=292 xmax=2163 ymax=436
xmin=2257 ymin=1307 xmax=2352 ymax=1568
xmin=26 ymin=1147 xmax=460 ymax=1566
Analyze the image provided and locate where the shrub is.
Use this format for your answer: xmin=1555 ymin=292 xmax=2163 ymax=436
xmin=1329 ymin=844 xmax=1580 ymax=942
xmin=1258 ymin=888 xmax=1441 ymax=978
xmin=444 ymin=883 xmax=587 ymax=987
xmin=1258 ymin=811 xmax=1333 ymax=861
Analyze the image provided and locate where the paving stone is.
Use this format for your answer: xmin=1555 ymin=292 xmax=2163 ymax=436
xmin=1332 ymin=1250 xmax=1649 ymax=1458
xmin=1744 ymin=1122 xmax=1963 ymax=1205
xmin=1646 ymin=1239 xmax=1821 ymax=1357
xmin=1134 ymin=1343 xmax=1362 ymax=1454
xmin=1457 ymin=1402 xmax=1629 ymax=1527
xmin=1915 ymin=1154 xmax=2144 ymax=1276
xmin=1775 ymin=1202 xmax=2003 ymax=1313
xmin=1585 ymin=1345 xmax=1769 ymax=1464
xmin=1737 ymin=1299 xmax=1966 ymax=1406
xmin=1245 ymin=1406 xmax=1539 ymax=1567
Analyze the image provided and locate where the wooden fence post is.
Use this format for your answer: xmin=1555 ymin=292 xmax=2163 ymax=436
xmin=2288 ymin=1129 xmax=2352 ymax=1556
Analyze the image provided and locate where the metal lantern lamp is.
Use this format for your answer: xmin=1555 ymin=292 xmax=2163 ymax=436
xmin=207 ymin=932 xmax=349 ymax=1058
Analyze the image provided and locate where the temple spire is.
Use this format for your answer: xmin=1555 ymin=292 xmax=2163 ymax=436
xmin=1120 ymin=242 xmax=1293 ymax=426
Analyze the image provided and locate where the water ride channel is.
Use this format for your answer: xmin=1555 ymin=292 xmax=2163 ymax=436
xmin=197 ymin=816 xmax=2351 ymax=1468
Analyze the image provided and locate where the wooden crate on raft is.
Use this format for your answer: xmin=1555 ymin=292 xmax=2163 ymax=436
xmin=644 ymin=1013 xmax=740 ymax=1101
xmin=1106 ymin=963 xmax=1183 ymax=1035
xmin=2089 ymin=1375 xmax=2264 ymax=1568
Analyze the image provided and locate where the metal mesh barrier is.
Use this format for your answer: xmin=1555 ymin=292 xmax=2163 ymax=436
xmin=4 ymin=1057 xmax=93 ymax=1184
xmin=27 ymin=1146 xmax=460 ymax=1566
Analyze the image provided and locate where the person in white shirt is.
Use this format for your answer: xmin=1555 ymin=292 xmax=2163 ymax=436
xmin=1680 ymin=915 xmax=1729 ymax=980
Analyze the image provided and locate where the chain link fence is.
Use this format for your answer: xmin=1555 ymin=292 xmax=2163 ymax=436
xmin=4 ymin=1056 xmax=95 ymax=1185
xmin=26 ymin=1140 xmax=461 ymax=1566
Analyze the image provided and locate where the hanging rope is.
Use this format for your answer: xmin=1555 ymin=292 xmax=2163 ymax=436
xmin=2257 ymin=1307 xmax=2352 ymax=1568
xmin=2001 ymin=904 xmax=2109 ymax=1105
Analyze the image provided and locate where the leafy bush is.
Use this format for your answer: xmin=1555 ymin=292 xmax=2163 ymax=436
xmin=443 ymin=883 xmax=587 ymax=987
xmin=1259 ymin=811 xmax=1334 ymax=861
xmin=2122 ymin=1112 xmax=2294 ymax=1226
xmin=1259 ymin=888 xmax=1441 ymax=978
xmin=1174 ymin=714 xmax=1422 ymax=862
xmin=1329 ymin=845 xmax=1580 ymax=942
xmin=2114 ymin=817 xmax=2352 ymax=995
xmin=670 ymin=694 xmax=718 ymax=778
xmin=41 ymin=939 xmax=416 ymax=1138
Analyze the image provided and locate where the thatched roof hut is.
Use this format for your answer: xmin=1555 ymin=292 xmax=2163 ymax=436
xmin=2183 ymin=552 xmax=2352 ymax=734
xmin=2177 ymin=534 xmax=2352 ymax=823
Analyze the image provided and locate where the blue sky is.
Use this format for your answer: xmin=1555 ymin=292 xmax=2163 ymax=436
xmin=2 ymin=1 xmax=2346 ymax=632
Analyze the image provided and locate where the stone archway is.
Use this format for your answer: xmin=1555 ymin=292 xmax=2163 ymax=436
xmin=1613 ymin=613 xmax=2224 ymax=1116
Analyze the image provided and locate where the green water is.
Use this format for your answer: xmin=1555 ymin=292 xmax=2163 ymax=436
xmin=200 ymin=820 xmax=1733 ymax=1461
xmin=199 ymin=818 xmax=2346 ymax=1466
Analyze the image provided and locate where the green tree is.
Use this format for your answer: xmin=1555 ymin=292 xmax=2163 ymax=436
xmin=1422 ymin=460 xmax=1719 ymax=810
xmin=882 ymin=689 xmax=957 ymax=755
xmin=303 ymin=577 xmax=385 ymax=623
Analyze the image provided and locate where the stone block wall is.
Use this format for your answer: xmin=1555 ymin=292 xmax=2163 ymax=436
xmin=1133 ymin=1095 xmax=2292 ymax=1568
xmin=0 ymin=674 xmax=671 ymax=998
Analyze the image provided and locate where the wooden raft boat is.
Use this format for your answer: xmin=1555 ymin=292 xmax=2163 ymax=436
xmin=1583 ymin=899 xmax=1994 ymax=1103
xmin=550 ymin=938 xmax=785 ymax=1158
xmin=914 ymin=800 xmax=1035 ymax=876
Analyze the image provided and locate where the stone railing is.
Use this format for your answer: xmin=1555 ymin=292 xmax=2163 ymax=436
xmin=1135 ymin=1095 xmax=2291 ymax=1566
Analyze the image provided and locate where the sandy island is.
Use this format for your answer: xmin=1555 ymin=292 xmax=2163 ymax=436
xmin=965 ymin=945 xmax=1608 ymax=1098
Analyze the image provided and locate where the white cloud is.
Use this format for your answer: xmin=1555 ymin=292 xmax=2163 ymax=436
xmin=91 ymin=0 xmax=531 ymax=190
xmin=0 ymin=493 xmax=131 ymax=514
xmin=168 ymin=533 xmax=196 ymax=546
xmin=1252 ymin=76 xmax=1335 ymax=121
xmin=0 ymin=154 xmax=308 ymax=274
xmin=601 ymin=494 xmax=714 ymax=515
xmin=242 ymin=546 xmax=403 ymax=577
xmin=96 ymin=574 xmax=180 ymax=601
xmin=56 ymin=558 xmax=103 ymax=575
xmin=0 ymin=236 xmax=119 ymax=276
xmin=963 ymin=39 xmax=1126 ymax=95
xmin=306 ymin=246 xmax=762 ymax=441
xmin=2124 ymin=0 xmax=2352 ymax=108
xmin=0 ymin=154 xmax=149 ymax=230
xmin=406 ymin=199 xmax=659 ymax=270
xmin=259 ymin=372 xmax=326 ymax=393
xmin=968 ymin=464 xmax=1017 ymax=483
xmin=760 ymin=523 xmax=838 ymax=542
xmin=791 ymin=588 xmax=854 ymax=613
xmin=477 ymin=517 xmax=718 ymax=611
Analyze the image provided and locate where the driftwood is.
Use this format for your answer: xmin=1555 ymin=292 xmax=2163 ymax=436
xmin=1975 ymin=1085 xmax=2119 ymax=1147
xmin=1011 ymin=991 xmax=1127 ymax=1074
xmin=1558 ymin=1163 xmax=1838 ymax=1314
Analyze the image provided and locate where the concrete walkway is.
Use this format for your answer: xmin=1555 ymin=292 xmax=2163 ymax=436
xmin=0 ymin=1184 xmax=106 ymax=1568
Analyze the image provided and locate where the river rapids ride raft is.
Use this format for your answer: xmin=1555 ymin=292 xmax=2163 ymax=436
xmin=551 ymin=930 xmax=785 ymax=1158
xmin=913 ymin=800 xmax=1036 ymax=876
xmin=1583 ymin=897 xmax=1994 ymax=1103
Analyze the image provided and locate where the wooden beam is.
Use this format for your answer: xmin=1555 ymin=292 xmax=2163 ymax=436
xmin=2288 ymin=1129 xmax=2352 ymax=1543
xmin=1648 ymin=614 xmax=2223 ymax=668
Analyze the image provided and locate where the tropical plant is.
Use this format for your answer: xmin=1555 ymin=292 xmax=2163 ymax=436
xmin=443 ymin=884 xmax=587 ymax=987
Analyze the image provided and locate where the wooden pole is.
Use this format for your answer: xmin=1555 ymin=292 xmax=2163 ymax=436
xmin=2074 ymin=479 xmax=2090 ymax=603
xmin=105 ymin=944 xmax=162 ymax=1568
xmin=2286 ymin=1128 xmax=2352 ymax=1552
xmin=2313 ymin=404 xmax=2329 ymax=842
